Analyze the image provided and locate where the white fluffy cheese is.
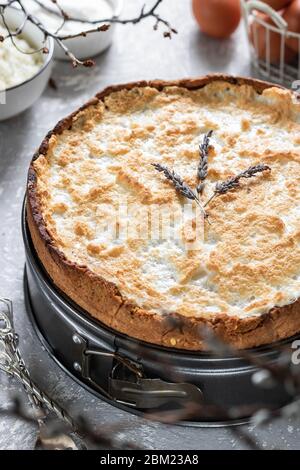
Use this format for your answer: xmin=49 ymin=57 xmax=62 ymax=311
xmin=0 ymin=25 xmax=43 ymax=91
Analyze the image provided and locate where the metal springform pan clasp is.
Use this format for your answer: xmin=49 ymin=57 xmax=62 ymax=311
xmin=72 ymin=332 xmax=203 ymax=409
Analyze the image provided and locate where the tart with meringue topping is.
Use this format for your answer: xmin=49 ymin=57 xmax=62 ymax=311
xmin=27 ymin=75 xmax=300 ymax=350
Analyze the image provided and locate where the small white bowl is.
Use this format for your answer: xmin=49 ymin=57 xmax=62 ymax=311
xmin=0 ymin=7 xmax=54 ymax=121
xmin=54 ymin=0 xmax=123 ymax=60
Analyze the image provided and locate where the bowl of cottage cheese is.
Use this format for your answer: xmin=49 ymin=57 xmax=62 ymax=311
xmin=0 ymin=6 xmax=54 ymax=120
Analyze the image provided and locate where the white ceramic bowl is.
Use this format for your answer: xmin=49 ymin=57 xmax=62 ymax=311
xmin=54 ymin=0 xmax=123 ymax=60
xmin=0 ymin=7 xmax=54 ymax=121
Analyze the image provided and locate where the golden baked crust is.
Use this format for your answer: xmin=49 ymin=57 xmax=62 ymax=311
xmin=27 ymin=75 xmax=300 ymax=350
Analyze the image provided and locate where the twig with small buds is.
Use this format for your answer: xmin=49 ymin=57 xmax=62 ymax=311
xmin=0 ymin=0 xmax=177 ymax=67
xmin=0 ymin=398 xmax=140 ymax=450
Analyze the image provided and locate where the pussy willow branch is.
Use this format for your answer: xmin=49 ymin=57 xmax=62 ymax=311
xmin=202 ymin=325 xmax=300 ymax=447
xmin=0 ymin=0 xmax=177 ymax=66
xmin=0 ymin=397 xmax=141 ymax=450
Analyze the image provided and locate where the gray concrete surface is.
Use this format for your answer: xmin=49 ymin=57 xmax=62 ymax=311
xmin=0 ymin=0 xmax=299 ymax=450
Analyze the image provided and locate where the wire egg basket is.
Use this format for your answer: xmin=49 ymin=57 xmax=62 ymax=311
xmin=241 ymin=0 xmax=300 ymax=86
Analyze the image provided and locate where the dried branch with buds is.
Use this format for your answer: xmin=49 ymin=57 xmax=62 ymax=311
xmin=0 ymin=397 xmax=142 ymax=450
xmin=0 ymin=0 xmax=177 ymax=67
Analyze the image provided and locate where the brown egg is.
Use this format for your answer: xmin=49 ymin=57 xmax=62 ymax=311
xmin=283 ymin=0 xmax=300 ymax=53
xmin=260 ymin=0 xmax=292 ymax=10
xmin=250 ymin=13 xmax=296 ymax=64
xmin=192 ymin=0 xmax=241 ymax=39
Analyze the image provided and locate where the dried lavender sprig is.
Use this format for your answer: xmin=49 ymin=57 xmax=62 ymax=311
xmin=204 ymin=164 xmax=271 ymax=207
xmin=152 ymin=163 xmax=196 ymax=200
xmin=215 ymin=164 xmax=271 ymax=195
xmin=197 ymin=130 xmax=213 ymax=194
xmin=151 ymin=163 xmax=207 ymax=218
